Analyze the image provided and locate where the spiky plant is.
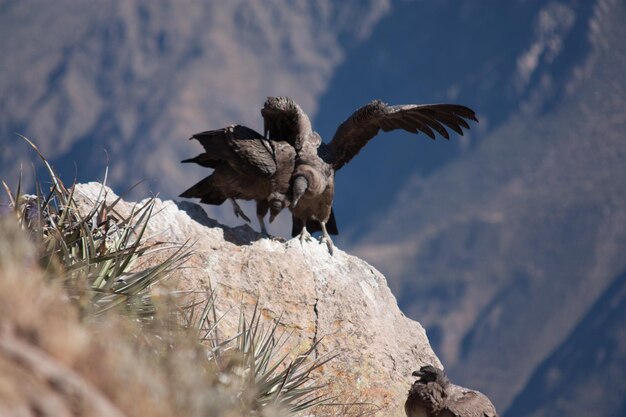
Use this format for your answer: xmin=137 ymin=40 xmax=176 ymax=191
xmin=185 ymin=294 xmax=337 ymax=415
xmin=1 ymin=136 xmax=347 ymax=416
xmin=1 ymin=136 xmax=191 ymax=317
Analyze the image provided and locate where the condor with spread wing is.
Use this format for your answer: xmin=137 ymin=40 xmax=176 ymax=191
xmin=262 ymin=97 xmax=478 ymax=254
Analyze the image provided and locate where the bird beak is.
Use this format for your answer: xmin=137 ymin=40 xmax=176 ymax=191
xmin=411 ymin=370 xmax=423 ymax=380
xmin=269 ymin=212 xmax=277 ymax=223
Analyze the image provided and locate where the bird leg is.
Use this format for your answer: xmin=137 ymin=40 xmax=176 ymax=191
xmin=230 ymin=199 xmax=251 ymax=223
xmin=257 ymin=213 xmax=271 ymax=238
xmin=256 ymin=200 xmax=281 ymax=240
xmin=298 ymin=226 xmax=313 ymax=244
xmin=319 ymin=222 xmax=335 ymax=255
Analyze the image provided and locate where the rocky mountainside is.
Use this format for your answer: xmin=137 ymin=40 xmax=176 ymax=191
xmin=352 ymin=0 xmax=626 ymax=414
xmin=73 ymin=182 xmax=441 ymax=416
xmin=506 ymin=268 xmax=626 ymax=417
xmin=317 ymin=0 xmax=597 ymax=241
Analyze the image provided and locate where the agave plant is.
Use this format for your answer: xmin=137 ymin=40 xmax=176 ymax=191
xmin=1 ymin=136 xmax=351 ymax=416
xmin=187 ymin=293 xmax=337 ymax=415
xmin=1 ymin=136 xmax=191 ymax=317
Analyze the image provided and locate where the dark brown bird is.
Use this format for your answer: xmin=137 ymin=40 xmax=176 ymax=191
xmin=179 ymin=124 xmax=295 ymax=236
xmin=405 ymin=365 xmax=498 ymax=417
xmin=262 ymin=97 xmax=478 ymax=254
xmin=261 ymin=97 xmax=339 ymax=240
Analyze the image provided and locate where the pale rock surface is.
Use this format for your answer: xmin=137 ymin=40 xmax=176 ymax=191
xmin=74 ymin=182 xmax=439 ymax=415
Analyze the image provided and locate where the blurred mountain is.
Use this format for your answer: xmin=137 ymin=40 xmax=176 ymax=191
xmin=317 ymin=0 xmax=595 ymax=242
xmin=506 ymin=268 xmax=626 ymax=417
xmin=351 ymin=0 xmax=626 ymax=413
xmin=0 ymin=0 xmax=389 ymax=227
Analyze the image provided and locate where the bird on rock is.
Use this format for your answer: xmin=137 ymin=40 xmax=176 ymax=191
xmin=405 ymin=365 xmax=498 ymax=417
xmin=261 ymin=96 xmax=478 ymax=254
xmin=179 ymin=124 xmax=296 ymax=237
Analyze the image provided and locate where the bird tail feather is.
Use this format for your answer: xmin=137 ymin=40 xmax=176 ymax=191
xmin=179 ymin=175 xmax=226 ymax=205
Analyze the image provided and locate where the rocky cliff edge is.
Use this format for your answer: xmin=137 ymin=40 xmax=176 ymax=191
xmin=75 ymin=183 xmax=440 ymax=415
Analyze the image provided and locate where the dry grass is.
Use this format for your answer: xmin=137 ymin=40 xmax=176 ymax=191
xmin=0 ymin=219 xmax=280 ymax=417
xmin=0 ymin=220 xmax=372 ymax=417
xmin=0 ymin=219 xmax=371 ymax=417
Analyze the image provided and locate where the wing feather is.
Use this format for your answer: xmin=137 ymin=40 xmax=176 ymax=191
xmin=379 ymin=117 xmax=396 ymax=132
xmin=328 ymin=100 xmax=478 ymax=170
xmin=433 ymin=109 xmax=473 ymax=128
xmin=403 ymin=114 xmax=430 ymax=133
xmin=396 ymin=118 xmax=422 ymax=134
xmin=431 ymin=113 xmax=469 ymax=135
xmin=407 ymin=112 xmax=449 ymax=139
xmin=188 ymin=125 xmax=277 ymax=177
xmin=443 ymin=387 xmax=499 ymax=417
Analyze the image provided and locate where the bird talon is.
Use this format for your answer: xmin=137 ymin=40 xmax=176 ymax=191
xmin=319 ymin=222 xmax=335 ymax=255
xmin=230 ymin=199 xmax=251 ymax=223
xmin=260 ymin=229 xmax=283 ymax=242
xmin=298 ymin=228 xmax=313 ymax=244
xmin=236 ymin=209 xmax=251 ymax=223
xmin=182 ymin=98 xmax=477 ymax=263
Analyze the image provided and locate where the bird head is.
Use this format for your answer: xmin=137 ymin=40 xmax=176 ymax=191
xmin=262 ymin=96 xmax=298 ymax=113
xmin=261 ymin=97 xmax=300 ymax=130
xmin=269 ymin=199 xmax=285 ymax=223
xmin=291 ymin=176 xmax=308 ymax=207
xmin=411 ymin=365 xmax=449 ymax=386
xmin=261 ymin=97 xmax=311 ymax=149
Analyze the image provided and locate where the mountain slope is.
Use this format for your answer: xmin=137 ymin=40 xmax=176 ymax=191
xmin=506 ymin=268 xmax=626 ymax=417
xmin=352 ymin=0 xmax=626 ymax=412
xmin=316 ymin=0 xmax=595 ymax=242
xmin=0 ymin=0 xmax=389 ymax=210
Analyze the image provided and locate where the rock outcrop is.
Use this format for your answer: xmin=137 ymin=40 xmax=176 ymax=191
xmin=74 ymin=182 xmax=440 ymax=415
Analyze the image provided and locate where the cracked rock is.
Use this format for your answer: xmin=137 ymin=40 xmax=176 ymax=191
xmin=74 ymin=183 xmax=440 ymax=415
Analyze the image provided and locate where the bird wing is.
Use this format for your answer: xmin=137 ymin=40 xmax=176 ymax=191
xmin=188 ymin=125 xmax=277 ymax=177
xmin=328 ymin=100 xmax=478 ymax=170
xmin=441 ymin=387 xmax=498 ymax=417
xmin=261 ymin=97 xmax=313 ymax=150
xmin=179 ymin=174 xmax=226 ymax=204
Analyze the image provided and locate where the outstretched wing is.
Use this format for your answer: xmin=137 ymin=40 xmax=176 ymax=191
xmin=184 ymin=124 xmax=277 ymax=177
xmin=328 ymin=100 xmax=478 ymax=170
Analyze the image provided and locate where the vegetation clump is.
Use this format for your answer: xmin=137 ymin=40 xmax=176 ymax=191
xmin=0 ymin=138 xmax=351 ymax=417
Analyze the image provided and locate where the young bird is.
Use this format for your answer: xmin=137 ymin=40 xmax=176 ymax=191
xmin=405 ymin=365 xmax=498 ymax=417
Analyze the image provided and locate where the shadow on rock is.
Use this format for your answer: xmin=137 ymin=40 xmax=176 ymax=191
xmin=175 ymin=200 xmax=266 ymax=246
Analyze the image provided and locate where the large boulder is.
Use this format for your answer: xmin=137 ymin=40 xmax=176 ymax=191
xmin=75 ymin=182 xmax=440 ymax=415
